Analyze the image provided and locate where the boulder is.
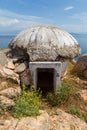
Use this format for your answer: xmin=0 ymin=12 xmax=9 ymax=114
xmin=0 ymin=81 xmax=8 ymax=91
xmin=3 ymin=67 xmax=19 ymax=83
xmin=14 ymin=62 xmax=28 ymax=74
xmin=83 ymin=70 xmax=87 ymax=79
xmin=3 ymin=67 xmax=14 ymax=75
xmin=72 ymin=54 xmax=87 ymax=78
xmin=5 ymin=61 xmax=15 ymax=70
xmin=0 ymin=95 xmax=15 ymax=107
xmin=0 ymin=64 xmax=6 ymax=77
xmin=19 ymin=69 xmax=32 ymax=87
xmin=0 ymin=49 xmax=9 ymax=66
xmin=0 ymin=87 xmax=21 ymax=99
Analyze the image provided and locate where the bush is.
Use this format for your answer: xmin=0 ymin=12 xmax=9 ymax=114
xmin=46 ymin=82 xmax=75 ymax=106
xmin=12 ymin=86 xmax=43 ymax=118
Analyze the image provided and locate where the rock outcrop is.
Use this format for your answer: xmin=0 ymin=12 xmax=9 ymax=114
xmin=0 ymin=110 xmax=87 ymax=130
xmin=72 ymin=54 xmax=87 ymax=79
xmin=0 ymin=49 xmax=31 ymax=87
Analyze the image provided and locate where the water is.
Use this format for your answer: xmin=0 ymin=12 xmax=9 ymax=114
xmin=72 ymin=33 xmax=87 ymax=56
xmin=0 ymin=34 xmax=87 ymax=56
xmin=0 ymin=35 xmax=15 ymax=48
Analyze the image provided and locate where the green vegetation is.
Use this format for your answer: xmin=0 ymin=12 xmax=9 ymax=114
xmin=46 ymin=82 xmax=76 ymax=106
xmin=67 ymin=104 xmax=87 ymax=122
xmin=12 ymin=86 xmax=43 ymax=118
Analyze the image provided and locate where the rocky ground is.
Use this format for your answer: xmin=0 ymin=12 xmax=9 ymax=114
xmin=0 ymin=109 xmax=87 ymax=130
xmin=0 ymin=49 xmax=87 ymax=130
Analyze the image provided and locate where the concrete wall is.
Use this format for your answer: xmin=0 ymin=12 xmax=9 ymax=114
xmin=29 ymin=62 xmax=62 ymax=92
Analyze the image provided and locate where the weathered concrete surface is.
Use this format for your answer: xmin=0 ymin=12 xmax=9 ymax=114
xmin=9 ymin=25 xmax=81 ymax=61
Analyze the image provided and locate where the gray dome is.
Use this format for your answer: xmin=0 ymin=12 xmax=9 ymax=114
xmin=9 ymin=25 xmax=81 ymax=61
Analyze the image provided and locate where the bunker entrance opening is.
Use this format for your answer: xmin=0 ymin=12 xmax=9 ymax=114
xmin=37 ymin=68 xmax=55 ymax=94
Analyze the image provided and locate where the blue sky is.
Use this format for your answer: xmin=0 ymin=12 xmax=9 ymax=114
xmin=0 ymin=0 xmax=87 ymax=35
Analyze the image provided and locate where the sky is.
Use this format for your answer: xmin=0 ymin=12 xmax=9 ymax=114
xmin=0 ymin=0 xmax=87 ymax=35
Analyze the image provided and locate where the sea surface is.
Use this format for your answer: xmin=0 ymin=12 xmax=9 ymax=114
xmin=0 ymin=34 xmax=87 ymax=56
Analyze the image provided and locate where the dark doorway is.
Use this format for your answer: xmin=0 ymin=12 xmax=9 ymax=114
xmin=37 ymin=68 xmax=54 ymax=94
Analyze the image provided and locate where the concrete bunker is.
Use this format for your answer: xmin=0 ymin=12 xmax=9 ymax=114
xmin=8 ymin=25 xmax=81 ymax=93
xmin=29 ymin=62 xmax=62 ymax=93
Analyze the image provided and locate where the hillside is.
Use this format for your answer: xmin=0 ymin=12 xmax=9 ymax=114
xmin=0 ymin=49 xmax=87 ymax=130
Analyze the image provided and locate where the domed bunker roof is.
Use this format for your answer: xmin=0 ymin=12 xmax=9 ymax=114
xmin=9 ymin=25 xmax=81 ymax=61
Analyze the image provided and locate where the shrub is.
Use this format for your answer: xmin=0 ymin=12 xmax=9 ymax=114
xmin=46 ymin=82 xmax=75 ymax=106
xmin=12 ymin=86 xmax=43 ymax=118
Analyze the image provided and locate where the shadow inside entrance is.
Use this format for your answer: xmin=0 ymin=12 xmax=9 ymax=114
xmin=37 ymin=68 xmax=54 ymax=95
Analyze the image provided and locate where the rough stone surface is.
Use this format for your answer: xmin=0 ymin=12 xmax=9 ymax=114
xmin=0 ymin=49 xmax=9 ymax=66
xmin=72 ymin=54 xmax=87 ymax=78
xmin=79 ymin=90 xmax=87 ymax=101
xmin=0 ymin=81 xmax=8 ymax=91
xmin=0 ymin=110 xmax=87 ymax=130
xmin=0 ymin=95 xmax=15 ymax=107
xmin=0 ymin=64 xmax=6 ymax=77
xmin=50 ymin=109 xmax=87 ymax=130
xmin=19 ymin=68 xmax=32 ymax=87
xmin=0 ymin=87 xmax=21 ymax=99
xmin=83 ymin=70 xmax=87 ymax=79
xmin=3 ymin=67 xmax=19 ymax=83
xmin=3 ymin=67 xmax=14 ymax=75
xmin=5 ymin=61 xmax=15 ymax=70
xmin=14 ymin=62 xmax=27 ymax=74
xmin=9 ymin=25 xmax=81 ymax=61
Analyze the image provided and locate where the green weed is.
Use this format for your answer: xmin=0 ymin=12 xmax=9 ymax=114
xmin=46 ymin=82 xmax=76 ymax=106
xmin=12 ymin=86 xmax=43 ymax=118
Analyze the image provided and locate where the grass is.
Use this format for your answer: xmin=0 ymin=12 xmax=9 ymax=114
xmin=12 ymin=86 xmax=43 ymax=118
xmin=46 ymin=82 xmax=76 ymax=106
